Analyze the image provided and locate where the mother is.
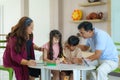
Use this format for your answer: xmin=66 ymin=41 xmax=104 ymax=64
xmin=3 ymin=17 xmax=41 ymax=80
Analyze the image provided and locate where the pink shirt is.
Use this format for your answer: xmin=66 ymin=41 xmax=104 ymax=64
xmin=42 ymin=42 xmax=59 ymax=59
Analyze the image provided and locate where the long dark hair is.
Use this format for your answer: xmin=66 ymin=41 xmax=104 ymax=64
xmin=49 ymin=30 xmax=63 ymax=60
xmin=6 ymin=16 xmax=33 ymax=54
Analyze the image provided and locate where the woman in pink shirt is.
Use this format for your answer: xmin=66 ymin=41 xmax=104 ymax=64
xmin=3 ymin=17 xmax=41 ymax=80
xmin=43 ymin=30 xmax=63 ymax=80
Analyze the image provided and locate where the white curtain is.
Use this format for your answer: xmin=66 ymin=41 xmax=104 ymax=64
xmin=0 ymin=0 xmax=4 ymax=34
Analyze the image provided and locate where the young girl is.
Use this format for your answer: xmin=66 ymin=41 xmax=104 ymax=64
xmin=42 ymin=30 xmax=63 ymax=80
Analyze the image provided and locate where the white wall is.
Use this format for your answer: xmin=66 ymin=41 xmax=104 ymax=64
xmin=29 ymin=0 xmax=50 ymax=46
xmin=61 ymin=0 xmax=109 ymax=41
xmin=3 ymin=0 xmax=21 ymax=34
xmin=111 ymin=0 xmax=120 ymax=42
xmin=50 ymin=0 xmax=59 ymax=30
xmin=0 ymin=0 xmax=21 ymax=79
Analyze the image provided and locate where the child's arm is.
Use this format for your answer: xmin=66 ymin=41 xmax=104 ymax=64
xmin=76 ymin=48 xmax=82 ymax=58
xmin=62 ymin=48 xmax=72 ymax=64
xmin=60 ymin=56 xmax=72 ymax=64
xmin=71 ymin=48 xmax=83 ymax=64
xmin=65 ymin=58 xmax=72 ymax=64
xmin=43 ymin=48 xmax=56 ymax=63
xmin=71 ymin=58 xmax=82 ymax=64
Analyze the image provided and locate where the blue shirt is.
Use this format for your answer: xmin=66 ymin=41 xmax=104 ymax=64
xmin=86 ymin=28 xmax=119 ymax=62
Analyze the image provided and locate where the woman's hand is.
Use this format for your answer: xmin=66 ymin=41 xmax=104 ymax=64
xmin=27 ymin=60 xmax=36 ymax=66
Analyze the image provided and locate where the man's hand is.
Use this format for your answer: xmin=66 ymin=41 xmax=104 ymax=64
xmin=87 ymin=50 xmax=102 ymax=61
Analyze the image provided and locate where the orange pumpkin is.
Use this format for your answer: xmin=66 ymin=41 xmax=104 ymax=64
xmin=72 ymin=9 xmax=83 ymax=21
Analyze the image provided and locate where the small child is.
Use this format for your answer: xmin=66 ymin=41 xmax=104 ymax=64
xmin=61 ymin=35 xmax=82 ymax=80
xmin=42 ymin=30 xmax=63 ymax=80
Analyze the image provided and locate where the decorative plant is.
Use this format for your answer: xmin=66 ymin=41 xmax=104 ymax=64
xmin=72 ymin=9 xmax=83 ymax=21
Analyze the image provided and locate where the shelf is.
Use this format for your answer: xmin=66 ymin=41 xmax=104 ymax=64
xmin=79 ymin=2 xmax=106 ymax=7
xmin=0 ymin=34 xmax=7 ymax=36
xmin=71 ymin=19 xmax=104 ymax=23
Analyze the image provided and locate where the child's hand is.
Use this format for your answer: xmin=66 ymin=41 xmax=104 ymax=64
xmin=63 ymin=58 xmax=72 ymax=64
xmin=62 ymin=60 xmax=71 ymax=64
xmin=67 ymin=61 xmax=72 ymax=64
xmin=55 ymin=59 xmax=61 ymax=64
xmin=62 ymin=61 xmax=67 ymax=64
xmin=58 ymin=56 xmax=66 ymax=63
xmin=72 ymin=58 xmax=83 ymax=64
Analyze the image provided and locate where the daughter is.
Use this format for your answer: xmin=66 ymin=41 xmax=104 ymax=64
xmin=42 ymin=30 xmax=63 ymax=80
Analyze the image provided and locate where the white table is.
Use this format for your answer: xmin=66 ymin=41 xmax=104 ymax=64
xmin=29 ymin=63 xmax=96 ymax=80
xmin=29 ymin=64 xmax=46 ymax=80
xmin=46 ymin=64 xmax=96 ymax=80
